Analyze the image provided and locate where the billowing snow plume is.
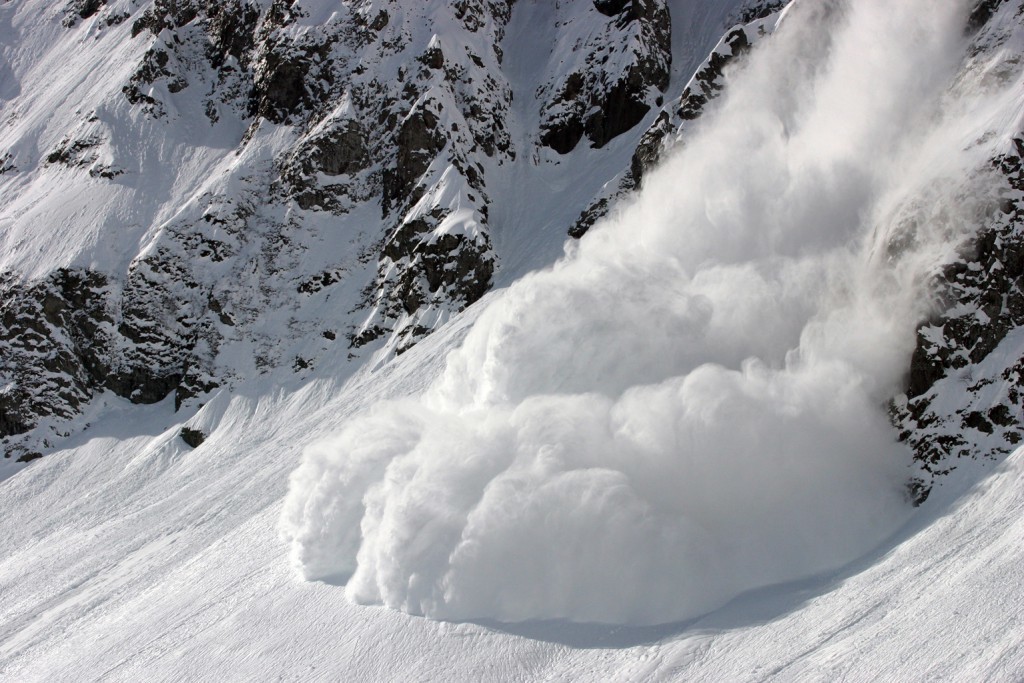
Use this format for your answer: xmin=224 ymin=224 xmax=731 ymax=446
xmin=282 ymin=0 xmax=1006 ymax=625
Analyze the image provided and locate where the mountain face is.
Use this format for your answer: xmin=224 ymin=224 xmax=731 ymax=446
xmin=1 ymin=0 xmax=1019 ymax=509
xmin=0 ymin=0 xmax=767 ymax=464
xmin=892 ymin=0 xmax=1024 ymax=500
xmin=0 ymin=0 xmax=1021 ymax=496
xmin=3 ymin=0 xmax=1024 ymax=678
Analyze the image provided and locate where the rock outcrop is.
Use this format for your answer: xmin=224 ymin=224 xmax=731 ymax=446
xmin=893 ymin=139 xmax=1024 ymax=501
xmin=570 ymin=7 xmax=781 ymax=237
xmin=889 ymin=0 xmax=1024 ymax=501
xmin=538 ymin=0 xmax=672 ymax=154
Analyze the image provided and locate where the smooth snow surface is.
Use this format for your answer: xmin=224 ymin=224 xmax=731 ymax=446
xmin=282 ymin=0 xmax=1007 ymax=625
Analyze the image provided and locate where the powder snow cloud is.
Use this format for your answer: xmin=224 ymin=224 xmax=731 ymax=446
xmin=281 ymin=0 xmax=1006 ymax=625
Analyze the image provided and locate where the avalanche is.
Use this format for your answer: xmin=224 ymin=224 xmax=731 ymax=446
xmin=2 ymin=0 xmax=1024 ymax=679
xmin=282 ymin=0 xmax=1010 ymax=626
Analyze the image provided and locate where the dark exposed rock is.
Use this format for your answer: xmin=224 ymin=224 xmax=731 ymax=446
xmin=105 ymin=11 xmax=129 ymax=26
xmin=540 ymin=0 xmax=671 ymax=153
xmin=570 ymin=13 xmax=775 ymax=238
xmin=383 ymin=108 xmax=446 ymax=213
xmin=248 ymin=10 xmax=333 ymax=125
xmin=298 ymin=269 xmax=348 ymax=295
xmin=124 ymin=48 xmax=189 ymax=109
xmin=906 ymin=477 xmax=931 ymax=506
xmin=62 ymin=0 xmax=127 ymax=27
xmin=968 ymin=0 xmax=1009 ymax=33
xmin=569 ymin=197 xmax=611 ymax=239
xmin=540 ymin=118 xmax=586 ymax=156
xmin=680 ymin=27 xmax=750 ymax=120
xmin=46 ymin=136 xmax=101 ymax=167
xmin=0 ymin=241 xmax=236 ymax=456
xmin=66 ymin=0 xmax=105 ymax=22
xmin=539 ymin=71 xmax=587 ymax=153
xmin=77 ymin=0 xmax=104 ymax=18
xmin=0 ymin=404 xmax=31 ymax=439
xmin=315 ymin=126 xmax=369 ymax=176
xmin=905 ymin=150 xmax=1024 ymax=402
xmin=593 ymin=0 xmax=631 ymax=17
xmin=356 ymin=205 xmax=495 ymax=351
xmin=206 ymin=0 xmax=261 ymax=69
xmin=111 ymin=256 xmax=196 ymax=404
xmin=89 ymin=165 xmax=124 ymax=179
xmin=735 ymin=0 xmax=787 ymax=24
xmin=990 ymin=404 xmax=1015 ymax=426
xmin=131 ymin=0 xmax=201 ymax=38
xmin=964 ymin=411 xmax=995 ymax=434
xmin=893 ymin=139 xmax=1024 ymax=494
xmin=350 ymin=324 xmax=388 ymax=349
xmin=907 ymin=330 xmax=950 ymax=398
xmin=15 ymin=451 xmax=43 ymax=463
xmin=280 ymin=120 xmax=373 ymax=211
xmin=176 ymin=373 xmax=219 ymax=412
xmin=420 ymin=43 xmax=446 ymax=70
xmin=180 ymin=427 xmax=206 ymax=448
xmin=584 ymin=78 xmax=652 ymax=149
xmin=587 ymin=0 xmax=671 ymax=149
xmin=381 ymin=220 xmax=494 ymax=311
xmin=369 ymin=10 xmax=389 ymax=32
xmin=452 ymin=0 xmax=513 ymax=35
xmin=251 ymin=47 xmax=313 ymax=122
xmin=629 ymin=110 xmax=671 ymax=185
xmin=125 ymin=0 xmax=275 ymax=120
xmin=0 ymin=270 xmax=114 ymax=443
xmin=296 ymin=122 xmax=370 ymax=180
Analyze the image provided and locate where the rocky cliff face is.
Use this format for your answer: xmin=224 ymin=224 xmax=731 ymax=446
xmin=888 ymin=0 xmax=1024 ymax=502
xmin=569 ymin=2 xmax=783 ymax=237
xmin=894 ymin=141 xmax=1024 ymax=502
xmin=0 ymin=0 xmax=762 ymax=461
xmin=536 ymin=0 xmax=671 ymax=154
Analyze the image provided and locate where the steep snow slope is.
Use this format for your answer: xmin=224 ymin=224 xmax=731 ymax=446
xmin=1 ymin=318 xmax=1023 ymax=680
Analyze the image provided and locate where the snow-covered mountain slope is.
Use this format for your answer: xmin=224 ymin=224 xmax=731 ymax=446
xmin=0 ymin=0 xmax=755 ymax=464
xmin=1 ymin=314 xmax=1023 ymax=681
xmin=4 ymin=0 xmax=1024 ymax=679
